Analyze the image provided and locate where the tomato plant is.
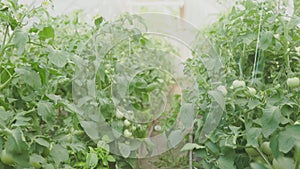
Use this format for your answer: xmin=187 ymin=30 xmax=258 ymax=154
xmin=1 ymin=149 xmax=14 ymax=166
xmin=1 ymin=0 xmax=300 ymax=168
xmin=184 ymin=0 xmax=300 ymax=168
xmin=287 ymin=77 xmax=300 ymax=88
xmin=0 ymin=0 xmax=182 ymax=168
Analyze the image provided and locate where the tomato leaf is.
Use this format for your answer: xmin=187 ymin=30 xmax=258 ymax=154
xmin=37 ymin=101 xmax=55 ymax=124
xmin=44 ymin=164 xmax=55 ymax=169
xmin=30 ymin=154 xmax=46 ymax=164
xmin=119 ymin=143 xmax=131 ymax=158
xmin=0 ymin=106 xmax=13 ymax=124
xmin=179 ymin=103 xmax=194 ymax=128
xmin=246 ymin=127 xmax=261 ymax=148
xmin=261 ymin=105 xmax=281 ymax=137
xmin=5 ymin=128 xmax=28 ymax=154
xmin=86 ymin=152 xmax=98 ymax=168
xmin=259 ymin=31 xmax=273 ymax=50
xmin=13 ymin=30 xmax=28 ymax=55
xmin=272 ymin=157 xmax=295 ymax=169
xmin=217 ymin=148 xmax=236 ymax=169
xmin=270 ymin=135 xmax=282 ymax=159
xmin=278 ymin=125 xmax=300 ymax=153
xmin=168 ymin=130 xmax=183 ymax=147
xmin=80 ymin=121 xmax=100 ymax=140
xmin=35 ymin=138 xmax=50 ymax=148
xmin=38 ymin=26 xmax=55 ymax=41
xmin=180 ymin=143 xmax=204 ymax=151
xmin=250 ymin=163 xmax=268 ymax=169
xmin=48 ymin=49 xmax=68 ymax=68
xmin=50 ymin=144 xmax=69 ymax=165
xmin=15 ymin=68 xmax=42 ymax=89
xmin=94 ymin=16 xmax=104 ymax=27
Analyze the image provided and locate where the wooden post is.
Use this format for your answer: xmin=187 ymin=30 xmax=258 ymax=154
xmin=180 ymin=0 xmax=186 ymax=19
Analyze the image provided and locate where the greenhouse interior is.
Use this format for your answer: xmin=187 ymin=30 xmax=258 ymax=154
xmin=0 ymin=0 xmax=300 ymax=169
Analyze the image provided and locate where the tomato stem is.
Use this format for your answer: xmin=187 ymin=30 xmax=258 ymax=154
xmin=0 ymin=69 xmax=16 ymax=91
xmin=1 ymin=25 xmax=9 ymax=49
xmin=255 ymin=147 xmax=272 ymax=168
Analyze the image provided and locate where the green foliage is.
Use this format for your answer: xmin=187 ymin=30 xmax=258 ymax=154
xmin=2 ymin=0 xmax=299 ymax=168
xmin=0 ymin=1 xmax=108 ymax=168
xmin=185 ymin=0 xmax=300 ymax=168
xmin=0 ymin=0 xmax=181 ymax=168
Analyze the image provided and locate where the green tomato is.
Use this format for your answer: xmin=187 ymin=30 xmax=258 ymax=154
xmin=124 ymin=119 xmax=131 ymax=126
xmin=124 ymin=129 xmax=132 ymax=137
xmin=248 ymin=87 xmax=257 ymax=95
xmin=217 ymin=85 xmax=227 ymax=96
xmin=232 ymin=80 xmax=246 ymax=89
xmin=261 ymin=142 xmax=272 ymax=155
xmin=31 ymin=162 xmax=41 ymax=169
xmin=116 ymin=109 xmax=124 ymax=119
xmin=287 ymin=77 xmax=300 ymax=88
xmin=131 ymin=125 xmax=136 ymax=131
xmin=253 ymin=156 xmax=264 ymax=163
xmin=1 ymin=149 xmax=14 ymax=165
xmin=245 ymin=147 xmax=259 ymax=157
